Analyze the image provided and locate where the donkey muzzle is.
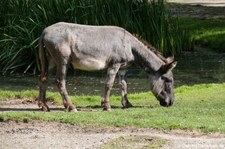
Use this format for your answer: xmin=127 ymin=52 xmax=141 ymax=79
xmin=157 ymin=91 xmax=174 ymax=107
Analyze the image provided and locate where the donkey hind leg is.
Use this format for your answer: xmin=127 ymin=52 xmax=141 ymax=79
xmin=56 ymin=63 xmax=77 ymax=112
xmin=102 ymin=64 xmax=121 ymax=111
xmin=38 ymin=58 xmax=56 ymax=111
xmin=118 ymin=70 xmax=133 ymax=108
xmin=38 ymin=72 xmax=50 ymax=111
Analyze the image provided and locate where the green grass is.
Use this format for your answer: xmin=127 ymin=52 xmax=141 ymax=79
xmin=1 ymin=83 xmax=225 ymax=133
xmin=177 ymin=17 xmax=225 ymax=52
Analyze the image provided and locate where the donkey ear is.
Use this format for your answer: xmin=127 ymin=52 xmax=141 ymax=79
xmin=159 ymin=61 xmax=177 ymax=74
xmin=166 ymin=56 xmax=174 ymax=63
xmin=167 ymin=61 xmax=177 ymax=71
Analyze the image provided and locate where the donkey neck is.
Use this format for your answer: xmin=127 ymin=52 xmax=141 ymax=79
xmin=131 ymin=37 xmax=165 ymax=73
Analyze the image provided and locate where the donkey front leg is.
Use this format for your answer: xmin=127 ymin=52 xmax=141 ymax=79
xmin=56 ymin=64 xmax=77 ymax=112
xmin=102 ymin=64 xmax=121 ymax=111
xmin=118 ymin=70 xmax=133 ymax=108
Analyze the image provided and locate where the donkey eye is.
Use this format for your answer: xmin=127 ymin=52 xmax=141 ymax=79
xmin=165 ymin=83 xmax=171 ymax=93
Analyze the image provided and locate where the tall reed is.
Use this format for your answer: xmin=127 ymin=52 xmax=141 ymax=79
xmin=0 ymin=0 xmax=193 ymax=74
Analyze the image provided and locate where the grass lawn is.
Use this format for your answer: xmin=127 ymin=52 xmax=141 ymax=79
xmin=0 ymin=83 xmax=225 ymax=133
xmin=177 ymin=17 xmax=225 ymax=52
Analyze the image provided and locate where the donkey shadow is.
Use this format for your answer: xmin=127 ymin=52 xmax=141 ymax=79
xmin=0 ymin=104 xmax=150 ymax=112
xmin=0 ymin=107 xmax=64 ymax=112
xmin=76 ymin=104 xmax=152 ymax=112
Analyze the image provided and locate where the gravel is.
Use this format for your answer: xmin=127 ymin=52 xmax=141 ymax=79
xmin=1 ymin=121 xmax=225 ymax=149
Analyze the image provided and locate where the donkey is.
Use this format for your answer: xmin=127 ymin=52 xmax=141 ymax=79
xmin=38 ymin=22 xmax=177 ymax=112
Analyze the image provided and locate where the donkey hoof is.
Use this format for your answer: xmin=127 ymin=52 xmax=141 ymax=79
xmin=65 ymin=109 xmax=77 ymax=112
xmin=38 ymin=102 xmax=50 ymax=112
xmin=122 ymin=102 xmax=133 ymax=109
xmin=39 ymin=105 xmax=50 ymax=112
xmin=69 ymin=108 xmax=78 ymax=112
xmin=103 ymin=108 xmax=112 ymax=112
xmin=65 ymin=105 xmax=77 ymax=112
xmin=42 ymin=106 xmax=50 ymax=112
xmin=64 ymin=108 xmax=77 ymax=112
xmin=101 ymin=101 xmax=111 ymax=111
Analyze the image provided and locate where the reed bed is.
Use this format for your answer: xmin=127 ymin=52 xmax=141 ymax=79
xmin=0 ymin=0 xmax=193 ymax=74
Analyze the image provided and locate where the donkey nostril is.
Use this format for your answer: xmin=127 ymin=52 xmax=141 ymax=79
xmin=160 ymin=100 xmax=173 ymax=107
xmin=160 ymin=101 xmax=168 ymax=107
xmin=169 ymin=100 xmax=174 ymax=106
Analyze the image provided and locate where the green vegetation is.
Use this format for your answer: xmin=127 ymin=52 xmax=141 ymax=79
xmin=0 ymin=0 xmax=192 ymax=74
xmin=1 ymin=83 xmax=225 ymax=133
xmin=1 ymin=2 xmax=225 ymax=136
xmin=177 ymin=17 xmax=225 ymax=52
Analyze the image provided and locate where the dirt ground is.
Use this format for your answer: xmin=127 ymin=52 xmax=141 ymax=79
xmin=1 ymin=118 xmax=225 ymax=149
xmin=1 ymin=99 xmax=225 ymax=149
xmin=1 ymin=2 xmax=225 ymax=149
xmin=167 ymin=0 xmax=225 ymax=7
xmin=1 ymin=117 xmax=225 ymax=149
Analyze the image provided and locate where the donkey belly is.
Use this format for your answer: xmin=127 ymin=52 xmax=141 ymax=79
xmin=72 ymin=58 xmax=107 ymax=71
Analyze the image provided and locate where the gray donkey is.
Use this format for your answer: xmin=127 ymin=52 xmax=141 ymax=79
xmin=38 ymin=22 xmax=177 ymax=112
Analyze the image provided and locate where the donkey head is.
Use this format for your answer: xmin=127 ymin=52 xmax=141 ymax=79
xmin=149 ymin=58 xmax=177 ymax=107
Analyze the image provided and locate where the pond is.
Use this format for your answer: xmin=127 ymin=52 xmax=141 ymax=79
xmin=1 ymin=49 xmax=225 ymax=96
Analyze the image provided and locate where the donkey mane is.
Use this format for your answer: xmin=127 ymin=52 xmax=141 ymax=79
xmin=133 ymin=34 xmax=168 ymax=63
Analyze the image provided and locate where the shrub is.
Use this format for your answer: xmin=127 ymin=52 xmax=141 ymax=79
xmin=0 ymin=0 xmax=193 ymax=74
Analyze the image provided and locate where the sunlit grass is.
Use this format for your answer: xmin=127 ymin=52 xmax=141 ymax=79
xmin=177 ymin=17 xmax=225 ymax=52
xmin=1 ymin=83 xmax=225 ymax=133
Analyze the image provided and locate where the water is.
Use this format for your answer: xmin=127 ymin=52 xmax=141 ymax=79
xmin=174 ymin=51 xmax=225 ymax=86
xmin=0 ymin=72 xmax=149 ymax=96
xmin=1 ymin=50 xmax=225 ymax=96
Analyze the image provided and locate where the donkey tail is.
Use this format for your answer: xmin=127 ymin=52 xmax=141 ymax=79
xmin=39 ymin=34 xmax=48 ymax=81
